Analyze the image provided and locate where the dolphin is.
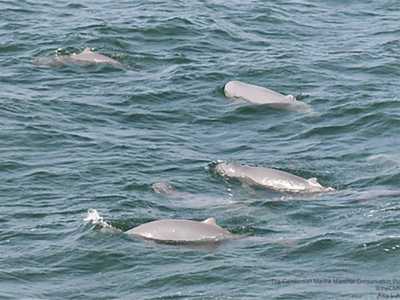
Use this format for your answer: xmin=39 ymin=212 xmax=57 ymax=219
xmin=33 ymin=48 xmax=123 ymax=68
xmin=126 ymin=218 xmax=234 ymax=243
xmin=152 ymin=181 xmax=177 ymax=195
xmin=212 ymin=161 xmax=334 ymax=193
xmin=224 ymin=80 xmax=312 ymax=112
xmin=151 ymin=181 xmax=233 ymax=208
xmin=85 ymin=209 xmax=234 ymax=243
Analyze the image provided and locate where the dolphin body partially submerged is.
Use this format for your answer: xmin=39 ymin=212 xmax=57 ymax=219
xmin=126 ymin=218 xmax=234 ymax=243
xmin=224 ymin=80 xmax=312 ymax=112
xmin=152 ymin=181 xmax=178 ymax=195
xmin=85 ymin=209 xmax=234 ymax=243
xmin=213 ymin=161 xmax=334 ymax=193
xmin=33 ymin=48 xmax=123 ymax=68
xmin=151 ymin=181 xmax=232 ymax=208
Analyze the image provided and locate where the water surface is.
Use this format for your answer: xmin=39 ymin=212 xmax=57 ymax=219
xmin=1 ymin=0 xmax=400 ymax=299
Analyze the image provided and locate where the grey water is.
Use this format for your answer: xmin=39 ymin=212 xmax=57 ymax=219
xmin=1 ymin=0 xmax=400 ymax=299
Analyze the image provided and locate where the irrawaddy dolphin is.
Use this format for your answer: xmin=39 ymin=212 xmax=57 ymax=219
xmin=151 ymin=181 xmax=233 ymax=208
xmin=224 ymin=80 xmax=312 ymax=112
xmin=126 ymin=218 xmax=234 ymax=243
xmin=152 ymin=181 xmax=178 ymax=195
xmin=84 ymin=209 xmax=234 ymax=243
xmin=33 ymin=48 xmax=123 ymax=68
xmin=213 ymin=161 xmax=334 ymax=193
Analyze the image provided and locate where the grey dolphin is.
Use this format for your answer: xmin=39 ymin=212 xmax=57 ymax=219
xmin=224 ymin=80 xmax=311 ymax=112
xmin=33 ymin=48 xmax=123 ymax=68
xmin=213 ymin=161 xmax=334 ymax=193
xmin=126 ymin=218 xmax=234 ymax=243
xmin=85 ymin=209 xmax=233 ymax=243
xmin=152 ymin=181 xmax=177 ymax=195
xmin=151 ymin=181 xmax=233 ymax=208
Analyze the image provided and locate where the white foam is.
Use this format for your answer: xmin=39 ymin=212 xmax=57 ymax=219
xmin=84 ymin=209 xmax=115 ymax=230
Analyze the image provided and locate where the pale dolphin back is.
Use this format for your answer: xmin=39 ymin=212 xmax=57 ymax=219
xmin=33 ymin=48 xmax=123 ymax=68
xmin=214 ymin=161 xmax=334 ymax=193
xmin=126 ymin=218 xmax=233 ymax=243
xmin=224 ymin=80 xmax=312 ymax=113
xmin=224 ymin=80 xmax=293 ymax=104
xmin=69 ymin=48 xmax=122 ymax=66
xmin=84 ymin=210 xmax=234 ymax=243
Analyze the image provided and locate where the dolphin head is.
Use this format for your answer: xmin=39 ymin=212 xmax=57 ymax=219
xmin=152 ymin=181 xmax=176 ymax=195
xmin=213 ymin=161 xmax=238 ymax=178
xmin=224 ymin=81 xmax=243 ymax=99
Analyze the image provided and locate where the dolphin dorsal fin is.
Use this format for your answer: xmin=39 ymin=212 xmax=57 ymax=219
xmin=307 ymin=177 xmax=320 ymax=186
xmin=202 ymin=217 xmax=217 ymax=226
xmin=286 ymin=95 xmax=296 ymax=102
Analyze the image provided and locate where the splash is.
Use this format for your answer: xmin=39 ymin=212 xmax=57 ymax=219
xmin=84 ymin=209 xmax=119 ymax=231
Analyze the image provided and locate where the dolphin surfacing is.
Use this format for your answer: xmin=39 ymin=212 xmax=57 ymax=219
xmin=213 ymin=161 xmax=334 ymax=193
xmin=152 ymin=181 xmax=177 ymax=195
xmin=151 ymin=181 xmax=233 ymax=208
xmin=33 ymin=48 xmax=123 ymax=68
xmin=224 ymin=80 xmax=311 ymax=112
xmin=126 ymin=218 xmax=234 ymax=243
